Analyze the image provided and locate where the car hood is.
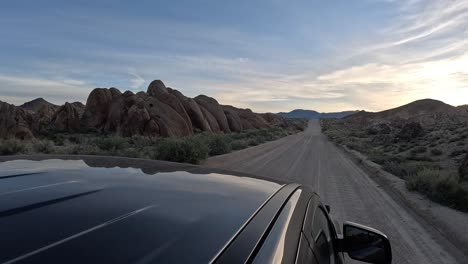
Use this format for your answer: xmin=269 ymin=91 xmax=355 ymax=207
xmin=0 ymin=156 xmax=283 ymax=263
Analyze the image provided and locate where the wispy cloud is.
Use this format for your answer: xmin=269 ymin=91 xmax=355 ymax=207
xmin=0 ymin=75 xmax=91 ymax=105
xmin=129 ymin=73 xmax=145 ymax=89
xmin=1 ymin=1 xmax=468 ymax=112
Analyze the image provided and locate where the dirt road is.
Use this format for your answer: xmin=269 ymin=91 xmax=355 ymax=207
xmin=205 ymin=120 xmax=464 ymax=264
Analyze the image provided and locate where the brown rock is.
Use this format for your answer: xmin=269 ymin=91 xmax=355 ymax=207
xmin=20 ymin=98 xmax=58 ymax=113
xmin=223 ymin=106 xmax=243 ymax=132
xmin=0 ymin=101 xmax=36 ymax=139
xmin=169 ymin=88 xmax=211 ymax=132
xmin=199 ymin=105 xmax=220 ymax=132
xmin=146 ymin=81 xmax=192 ymax=132
xmin=81 ymin=88 xmax=122 ymax=130
xmin=224 ymin=106 xmax=272 ymax=131
xmin=36 ymin=104 xmax=59 ymax=124
xmin=50 ymin=102 xmax=82 ymax=132
xmin=139 ymin=94 xmax=192 ymax=137
xmin=194 ymin=95 xmax=231 ymax=133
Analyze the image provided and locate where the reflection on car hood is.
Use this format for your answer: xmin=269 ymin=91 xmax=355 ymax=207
xmin=0 ymin=156 xmax=283 ymax=264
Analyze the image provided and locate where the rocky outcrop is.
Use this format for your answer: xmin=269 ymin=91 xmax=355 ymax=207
xmin=81 ymin=88 xmax=122 ymax=130
xmin=0 ymin=79 xmax=285 ymax=139
xmin=223 ymin=106 xmax=270 ymax=132
xmin=20 ymin=98 xmax=58 ymax=113
xmin=49 ymin=102 xmax=83 ymax=132
xmin=194 ymin=95 xmax=231 ymax=133
xmin=169 ymin=88 xmax=211 ymax=132
xmin=36 ymin=104 xmax=59 ymax=124
xmin=147 ymin=81 xmax=193 ymax=131
xmin=0 ymin=101 xmax=36 ymax=139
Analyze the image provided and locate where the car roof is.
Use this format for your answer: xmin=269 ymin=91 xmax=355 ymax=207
xmin=0 ymin=156 xmax=286 ymax=264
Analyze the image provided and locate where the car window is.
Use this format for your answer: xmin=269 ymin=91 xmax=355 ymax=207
xmin=253 ymin=190 xmax=302 ymax=264
xmin=311 ymin=207 xmax=334 ymax=264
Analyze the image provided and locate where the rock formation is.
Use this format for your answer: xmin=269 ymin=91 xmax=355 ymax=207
xmin=1 ymin=79 xmax=288 ymax=139
xmin=49 ymin=102 xmax=84 ymax=132
xmin=0 ymin=101 xmax=37 ymax=139
xmin=19 ymin=98 xmax=58 ymax=113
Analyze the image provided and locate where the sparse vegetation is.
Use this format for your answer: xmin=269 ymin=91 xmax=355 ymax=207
xmin=0 ymin=139 xmax=26 ymax=155
xmin=321 ymin=117 xmax=468 ymax=212
xmin=0 ymin=126 xmax=305 ymax=164
xmin=430 ymin=148 xmax=443 ymax=156
xmin=406 ymin=169 xmax=468 ymax=212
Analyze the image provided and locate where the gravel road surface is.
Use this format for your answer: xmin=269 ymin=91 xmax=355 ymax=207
xmin=205 ymin=120 xmax=465 ymax=264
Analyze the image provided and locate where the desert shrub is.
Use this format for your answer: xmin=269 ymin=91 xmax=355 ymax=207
xmin=450 ymin=149 xmax=466 ymax=157
xmin=33 ymin=140 xmax=55 ymax=154
xmin=93 ymin=136 xmax=128 ymax=152
xmin=206 ymin=134 xmax=232 ymax=156
xmin=406 ymin=169 xmax=468 ymax=212
xmin=430 ymin=148 xmax=443 ymax=156
xmin=155 ymin=137 xmax=209 ymax=164
xmin=0 ymin=139 xmax=26 ymax=155
xmin=398 ymin=122 xmax=424 ymax=141
xmin=410 ymin=146 xmax=427 ymax=154
xmin=382 ymin=160 xmax=439 ymax=179
xmin=407 ymin=154 xmax=433 ymax=162
xmin=459 ymin=153 xmax=468 ymax=181
xmin=231 ymin=139 xmax=248 ymax=150
xmin=128 ymin=135 xmax=156 ymax=149
xmin=346 ymin=142 xmax=368 ymax=153
xmin=383 ymin=161 xmax=407 ymax=178
xmin=248 ymin=137 xmax=261 ymax=146
xmin=367 ymin=150 xmax=397 ymax=165
xmin=69 ymin=144 xmax=102 ymax=155
xmin=117 ymin=148 xmax=141 ymax=158
xmin=449 ymin=136 xmax=463 ymax=143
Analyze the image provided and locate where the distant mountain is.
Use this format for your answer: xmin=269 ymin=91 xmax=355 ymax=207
xmin=344 ymin=99 xmax=468 ymax=126
xmin=19 ymin=98 xmax=58 ymax=113
xmin=277 ymin=109 xmax=358 ymax=119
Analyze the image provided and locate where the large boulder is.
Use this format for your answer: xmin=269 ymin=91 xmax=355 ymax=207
xmin=169 ymin=88 xmax=211 ymax=132
xmin=194 ymin=95 xmax=231 ymax=133
xmin=81 ymin=88 xmax=122 ymax=130
xmin=36 ymin=104 xmax=59 ymax=125
xmin=98 ymin=90 xmax=192 ymax=138
xmin=145 ymin=81 xmax=192 ymax=131
xmin=0 ymin=101 xmax=36 ymax=139
xmin=50 ymin=102 xmax=83 ymax=132
xmin=222 ymin=106 xmax=270 ymax=132
xmin=199 ymin=105 xmax=221 ymax=132
xmin=144 ymin=95 xmax=192 ymax=137
xmin=223 ymin=106 xmax=243 ymax=132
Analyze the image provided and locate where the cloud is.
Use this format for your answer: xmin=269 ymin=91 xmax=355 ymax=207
xmin=0 ymin=75 xmax=91 ymax=105
xmin=129 ymin=73 xmax=145 ymax=89
xmin=1 ymin=0 xmax=468 ymax=113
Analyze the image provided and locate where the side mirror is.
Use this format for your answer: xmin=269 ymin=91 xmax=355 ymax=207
xmin=342 ymin=222 xmax=392 ymax=264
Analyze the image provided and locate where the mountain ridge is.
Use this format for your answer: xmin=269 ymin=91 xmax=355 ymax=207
xmin=277 ymin=109 xmax=359 ymax=119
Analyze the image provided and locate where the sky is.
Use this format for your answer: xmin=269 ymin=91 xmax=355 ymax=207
xmin=1 ymin=0 xmax=468 ymax=113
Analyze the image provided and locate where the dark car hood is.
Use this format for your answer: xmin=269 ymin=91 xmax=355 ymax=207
xmin=0 ymin=156 xmax=283 ymax=264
